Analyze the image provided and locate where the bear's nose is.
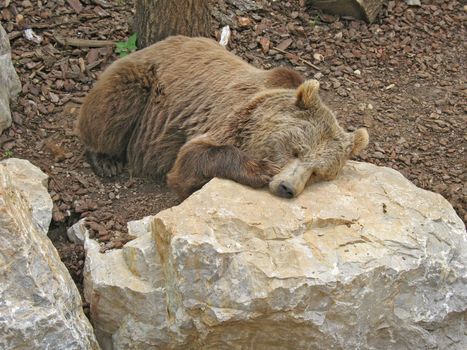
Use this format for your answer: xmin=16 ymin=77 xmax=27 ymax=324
xmin=277 ymin=181 xmax=295 ymax=198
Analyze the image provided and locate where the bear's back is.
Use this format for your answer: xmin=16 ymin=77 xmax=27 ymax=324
xmin=133 ymin=37 xmax=267 ymax=132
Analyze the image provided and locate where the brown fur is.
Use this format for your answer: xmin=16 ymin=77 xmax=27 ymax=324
xmin=265 ymin=67 xmax=305 ymax=89
xmin=78 ymin=36 xmax=368 ymax=199
xmin=167 ymin=135 xmax=279 ymax=199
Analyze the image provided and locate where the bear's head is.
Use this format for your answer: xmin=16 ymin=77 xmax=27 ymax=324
xmin=247 ymin=79 xmax=369 ymax=198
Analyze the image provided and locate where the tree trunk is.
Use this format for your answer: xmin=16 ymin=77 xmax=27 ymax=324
xmin=307 ymin=0 xmax=384 ymax=23
xmin=135 ymin=0 xmax=211 ymax=49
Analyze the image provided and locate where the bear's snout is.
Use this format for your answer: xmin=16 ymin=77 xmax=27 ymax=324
xmin=269 ymin=159 xmax=312 ymax=199
xmin=277 ymin=181 xmax=295 ymax=198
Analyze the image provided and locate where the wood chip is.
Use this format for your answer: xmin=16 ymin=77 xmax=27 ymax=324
xmin=276 ymin=38 xmax=293 ymax=51
xmin=78 ymin=57 xmax=86 ymax=72
xmin=67 ymin=0 xmax=83 ymax=14
xmin=238 ymin=17 xmax=252 ymax=27
xmin=259 ymin=37 xmax=270 ymax=54
xmin=90 ymin=0 xmax=112 ymax=8
xmin=54 ymin=35 xmax=115 ymax=48
xmin=272 ymin=47 xmax=321 ymax=71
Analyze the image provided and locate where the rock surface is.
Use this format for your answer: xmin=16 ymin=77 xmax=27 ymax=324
xmin=84 ymin=161 xmax=467 ymax=349
xmin=0 ymin=158 xmax=99 ymax=350
xmin=1 ymin=158 xmax=53 ymax=234
xmin=67 ymin=218 xmax=88 ymax=244
xmin=0 ymin=24 xmax=21 ymax=134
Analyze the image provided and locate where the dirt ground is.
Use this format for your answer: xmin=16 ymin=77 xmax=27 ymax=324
xmin=2 ymin=0 xmax=466 ymax=290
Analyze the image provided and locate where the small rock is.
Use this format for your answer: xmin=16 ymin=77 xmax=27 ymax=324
xmin=67 ymin=219 xmax=88 ymax=244
xmin=313 ymin=53 xmax=324 ymax=62
xmin=334 ymin=32 xmax=343 ymax=40
xmin=15 ymin=14 xmax=24 ymax=25
xmin=313 ymin=72 xmax=323 ymax=80
xmin=405 ymin=0 xmax=421 ymax=6
xmin=237 ymin=16 xmax=252 ymax=27
xmin=373 ymin=151 xmax=385 ymax=159
xmin=337 ymin=87 xmax=348 ymax=96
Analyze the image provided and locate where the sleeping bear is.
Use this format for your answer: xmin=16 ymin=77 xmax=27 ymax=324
xmin=78 ymin=36 xmax=368 ymax=199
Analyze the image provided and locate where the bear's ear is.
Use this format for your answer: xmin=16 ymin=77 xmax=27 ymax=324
xmin=295 ymin=80 xmax=320 ymax=109
xmin=350 ymin=128 xmax=369 ymax=156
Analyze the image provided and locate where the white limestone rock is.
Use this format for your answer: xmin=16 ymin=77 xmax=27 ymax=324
xmin=67 ymin=218 xmax=88 ymax=244
xmin=84 ymin=161 xmax=467 ymax=349
xmin=405 ymin=0 xmax=421 ymax=6
xmin=0 ymin=158 xmax=99 ymax=350
xmin=127 ymin=215 xmax=153 ymax=238
xmin=0 ymin=24 xmax=21 ymax=134
xmin=0 ymin=158 xmax=52 ymax=234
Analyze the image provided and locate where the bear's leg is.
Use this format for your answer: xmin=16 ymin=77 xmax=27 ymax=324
xmin=167 ymin=136 xmax=280 ymax=199
xmin=78 ymin=61 xmax=159 ymax=160
xmin=86 ymin=151 xmax=124 ymax=177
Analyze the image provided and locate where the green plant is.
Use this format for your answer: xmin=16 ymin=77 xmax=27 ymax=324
xmin=309 ymin=15 xmax=320 ymax=26
xmin=115 ymin=33 xmax=137 ymax=57
xmin=3 ymin=150 xmax=13 ymax=158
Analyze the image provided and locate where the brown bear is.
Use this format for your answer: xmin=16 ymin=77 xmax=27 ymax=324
xmin=78 ymin=36 xmax=368 ymax=199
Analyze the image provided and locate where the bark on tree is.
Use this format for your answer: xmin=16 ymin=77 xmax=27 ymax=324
xmin=135 ymin=0 xmax=211 ymax=49
xmin=307 ymin=0 xmax=384 ymax=23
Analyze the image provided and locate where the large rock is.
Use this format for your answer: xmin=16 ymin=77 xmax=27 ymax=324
xmin=0 ymin=24 xmax=21 ymax=134
xmin=84 ymin=161 xmax=467 ymax=349
xmin=0 ymin=158 xmax=99 ymax=350
xmin=0 ymin=158 xmax=53 ymax=234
